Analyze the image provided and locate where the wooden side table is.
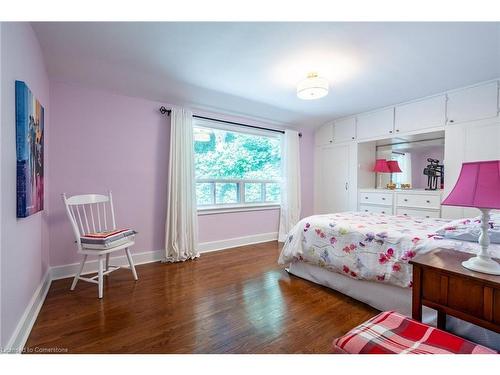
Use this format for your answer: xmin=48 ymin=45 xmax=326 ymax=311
xmin=409 ymin=248 xmax=500 ymax=333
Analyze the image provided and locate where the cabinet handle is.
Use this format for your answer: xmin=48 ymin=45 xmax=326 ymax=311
xmin=426 ymin=216 xmax=430 ymax=218
xmin=382 ymin=197 xmax=386 ymax=200
xmin=426 ymin=200 xmax=430 ymax=203
xmin=389 ymin=130 xmax=393 ymax=134
xmin=382 ymin=211 xmax=386 ymax=214
xmin=396 ymin=129 xmax=399 ymax=132
xmin=449 ymin=119 xmax=454 ymax=123
xmin=364 ymin=209 xmax=368 ymax=212
xmin=345 ymin=182 xmax=348 ymax=190
xmin=404 ymin=198 xmax=408 ymax=202
xmin=329 ymin=140 xmax=333 ymax=143
xmin=351 ymin=136 xmax=355 ymax=140
xmin=364 ymin=196 xmax=368 ymax=199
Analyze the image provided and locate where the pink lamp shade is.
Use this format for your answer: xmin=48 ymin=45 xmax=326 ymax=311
xmin=387 ymin=160 xmax=402 ymax=173
xmin=373 ymin=159 xmax=390 ymax=173
xmin=442 ymin=160 xmax=500 ymax=209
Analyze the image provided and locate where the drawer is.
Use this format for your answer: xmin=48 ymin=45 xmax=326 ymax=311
xmin=396 ymin=208 xmax=440 ymax=219
xmin=359 ymin=191 xmax=393 ymax=206
xmin=396 ymin=193 xmax=441 ymax=209
xmin=359 ymin=205 xmax=392 ymax=215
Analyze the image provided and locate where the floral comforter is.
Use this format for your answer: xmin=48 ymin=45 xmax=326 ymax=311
xmin=278 ymin=212 xmax=500 ymax=288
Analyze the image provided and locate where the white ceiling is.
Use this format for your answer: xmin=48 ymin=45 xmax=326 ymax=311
xmin=32 ymin=22 xmax=500 ymax=127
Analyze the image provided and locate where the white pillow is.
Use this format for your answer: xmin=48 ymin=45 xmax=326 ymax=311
xmin=436 ymin=214 xmax=500 ymax=244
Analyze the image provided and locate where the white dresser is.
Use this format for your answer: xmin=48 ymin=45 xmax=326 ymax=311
xmin=358 ymin=188 xmax=443 ymax=218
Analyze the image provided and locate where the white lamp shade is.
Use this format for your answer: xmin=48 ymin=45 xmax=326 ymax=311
xmin=297 ymin=73 xmax=329 ymax=100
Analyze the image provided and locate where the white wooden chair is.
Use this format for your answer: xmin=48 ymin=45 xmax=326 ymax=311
xmin=62 ymin=191 xmax=138 ymax=298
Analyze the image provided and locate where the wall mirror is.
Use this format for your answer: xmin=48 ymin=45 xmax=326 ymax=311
xmin=375 ymin=131 xmax=445 ymax=190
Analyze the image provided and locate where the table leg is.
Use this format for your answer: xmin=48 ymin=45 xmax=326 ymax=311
xmin=412 ymin=266 xmax=423 ymax=322
xmin=437 ymin=310 xmax=447 ymax=330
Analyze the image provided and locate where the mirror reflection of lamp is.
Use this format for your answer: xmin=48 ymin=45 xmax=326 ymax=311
xmin=387 ymin=160 xmax=402 ymax=186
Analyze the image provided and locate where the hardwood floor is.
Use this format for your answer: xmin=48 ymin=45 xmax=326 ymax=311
xmin=25 ymin=241 xmax=378 ymax=353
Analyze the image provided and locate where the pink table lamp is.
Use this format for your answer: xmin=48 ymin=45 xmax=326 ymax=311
xmin=373 ymin=159 xmax=390 ymax=188
xmin=442 ymin=160 xmax=500 ymax=275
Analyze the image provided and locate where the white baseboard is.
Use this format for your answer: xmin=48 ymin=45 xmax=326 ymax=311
xmin=4 ymin=269 xmax=52 ymax=354
xmin=51 ymin=232 xmax=278 ymax=279
xmin=50 ymin=249 xmax=163 ymax=280
xmin=5 ymin=232 xmax=277 ymax=353
xmin=198 ymin=232 xmax=278 ymax=253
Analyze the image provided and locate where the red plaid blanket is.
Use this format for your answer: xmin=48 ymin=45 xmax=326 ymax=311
xmin=332 ymin=311 xmax=497 ymax=354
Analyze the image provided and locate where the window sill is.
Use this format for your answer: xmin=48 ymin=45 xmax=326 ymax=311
xmin=197 ymin=203 xmax=281 ymax=216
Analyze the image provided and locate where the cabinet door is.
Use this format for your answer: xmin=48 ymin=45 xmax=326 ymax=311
xmin=395 ymin=95 xmax=446 ymax=133
xmin=333 ymin=117 xmax=356 ymax=142
xmin=315 ymin=122 xmax=334 ymax=146
xmin=447 ymin=82 xmax=499 ymax=125
xmin=443 ymin=120 xmax=500 ymax=219
xmin=316 ymin=144 xmax=350 ymax=214
xmin=356 ymin=108 xmax=394 ymax=140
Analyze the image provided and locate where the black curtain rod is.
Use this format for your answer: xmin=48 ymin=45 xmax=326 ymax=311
xmin=159 ymin=106 xmax=301 ymax=137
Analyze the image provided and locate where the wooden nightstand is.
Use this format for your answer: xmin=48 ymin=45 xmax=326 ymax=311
xmin=409 ymin=248 xmax=500 ymax=333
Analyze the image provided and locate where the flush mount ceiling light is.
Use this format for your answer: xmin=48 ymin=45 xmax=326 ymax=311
xmin=296 ymin=72 xmax=329 ymax=100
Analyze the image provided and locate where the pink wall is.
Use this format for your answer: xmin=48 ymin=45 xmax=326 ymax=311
xmin=48 ymin=82 xmax=314 ymax=266
xmin=48 ymin=83 xmax=169 ymax=267
xmin=1 ymin=23 xmax=50 ymax=348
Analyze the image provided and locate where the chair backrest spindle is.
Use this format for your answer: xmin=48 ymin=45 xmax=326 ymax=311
xmin=102 ymin=202 xmax=107 ymax=230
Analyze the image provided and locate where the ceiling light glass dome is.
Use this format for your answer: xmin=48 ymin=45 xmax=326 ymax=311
xmin=296 ymin=72 xmax=329 ymax=100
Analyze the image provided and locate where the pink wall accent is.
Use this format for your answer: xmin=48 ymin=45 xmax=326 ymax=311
xmin=48 ymin=82 xmax=314 ymax=266
xmin=1 ymin=22 xmax=50 ymax=347
xmin=48 ymin=82 xmax=169 ymax=267
xmin=198 ymin=209 xmax=279 ymax=242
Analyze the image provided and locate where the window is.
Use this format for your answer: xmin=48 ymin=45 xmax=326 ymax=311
xmin=391 ymin=152 xmax=412 ymax=187
xmin=193 ymin=120 xmax=281 ymax=211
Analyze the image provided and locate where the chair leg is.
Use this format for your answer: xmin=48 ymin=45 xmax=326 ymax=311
xmin=71 ymin=255 xmax=87 ymax=291
xmin=105 ymin=253 xmax=110 ymax=275
xmin=125 ymin=248 xmax=138 ymax=280
xmin=98 ymin=255 xmax=104 ymax=299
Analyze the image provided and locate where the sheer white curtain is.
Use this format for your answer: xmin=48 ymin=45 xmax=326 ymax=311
xmin=278 ymin=130 xmax=301 ymax=242
xmin=164 ymin=107 xmax=199 ymax=262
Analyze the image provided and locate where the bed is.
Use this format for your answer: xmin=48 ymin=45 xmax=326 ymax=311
xmin=278 ymin=211 xmax=500 ymax=350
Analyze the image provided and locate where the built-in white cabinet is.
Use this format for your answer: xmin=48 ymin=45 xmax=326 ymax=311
xmin=315 ymin=122 xmax=333 ymax=146
xmin=395 ymin=95 xmax=446 ymax=133
xmin=358 ymin=189 xmax=443 ymax=218
xmin=333 ymin=117 xmax=356 ymax=143
xmin=315 ymin=118 xmax=356 ymax=146
xmin=442 ymin=118 xmax=500 ymax=219
xmin=447 ymin=81 xmax=499 ymax=125
xmin=312 ymin=79 xmax=500 ymax=219
xmin=356 ymin=108 xmax=394 ymax=140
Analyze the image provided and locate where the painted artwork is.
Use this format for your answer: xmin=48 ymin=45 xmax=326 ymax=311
xmin=15 ymin=81 xmax=44 ymax=218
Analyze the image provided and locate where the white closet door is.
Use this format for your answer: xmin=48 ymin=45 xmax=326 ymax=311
xmin=447 ymin=82 xmax=499 ymax=125
xmin=317 ymin=144 xmax=350 ymax=214
xmin=333 ymin=117 xmax=356 ymax=143
xmin=395 ymin=95 xmax=446 ymax=133
xmin=315 ymin=122 xmax=334 ymax=146
xmin=356 ymin=108 xmax=394 ymax=140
